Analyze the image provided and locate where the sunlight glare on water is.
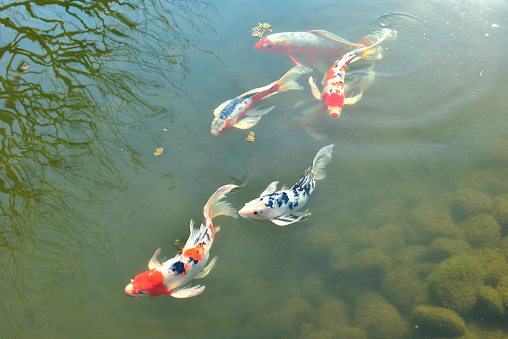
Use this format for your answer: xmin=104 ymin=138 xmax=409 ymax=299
xmin=1 ymin=0 xmax=508 ymax=338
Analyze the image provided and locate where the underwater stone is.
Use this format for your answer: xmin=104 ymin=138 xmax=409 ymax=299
xmin=502 ymin=236 xmax=508 ymax=261
xmin=405 ymin=203 xmax=463 ymax=246
xmin=460 ymin=214 xmax=501 ymax=249
xmin=381 ymin=265 xmax=425 ymax=312
xmin=411 ymin=305 xmax=466 ymax=338
xmin=365 ymin=197 xmax=408 ymax=227
xmin=353 ymin=291 xmax=409 ymax=339
xmin=427 ymin=254 xmax=483 ymax=315
xmin=332 ymin=327 xmax=367 ymax=339
xmin=496 ymin=275 xmax=508 ymax=310
xmin=301 ymin=274 xmax=329 ymax=308
xmin=349 ymin=248 xmax=392 ymax=287
xmin=275 ymin=298 xmax=317 ymax=338
xmin=316 ymin=298 xmax=350 ymax=332
xmin=472 ymin=248 xmax=508 ymax=287
xmin=422 ymin=238 xmax=472 ymax=263
xmin=475 ymin=285 xmax=505 ymax=319
xmin=451 ymin=188 xmax=494 ymax=221
xmin=493 ymin=200 xmax=508 ymax=235
xmin=329 ymin=243 xmax=351 ymax=271
xmin=343 ymin=223 xmax=405 ymax=255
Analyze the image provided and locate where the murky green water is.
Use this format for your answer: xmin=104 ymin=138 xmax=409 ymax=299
xmin=1 ymin=0 xmax=508 ymax=338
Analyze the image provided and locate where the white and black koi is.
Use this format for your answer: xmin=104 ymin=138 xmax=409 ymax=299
xmin=210 ymin=65 xmax=312 ymax=135
xmin=239 ymin=145 xmax=334 ymax=226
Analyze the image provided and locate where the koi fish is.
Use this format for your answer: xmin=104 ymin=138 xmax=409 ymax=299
xmin=308 ymin=28 xmax=395 ymax=118
xmin=125 ymin=185 xmax=237 ymax=298
xmin=254 ymin=30 xmax=383 ymax=72
xmin=210 ymin=65 xmax=312 ymax=135
xmin=239 ymin=145 xmax=333 ymax=226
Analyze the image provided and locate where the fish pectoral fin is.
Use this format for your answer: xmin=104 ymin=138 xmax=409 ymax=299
xmin=308 ymin=77 xmax=322 ymax=101
xmin=245 ymin=106 xmax=274 ymax=117
xmin=213 ymin=99 xmax=233 ymax=116
xmin=260 ymin=181 xmax=279 ymax=197
xmin=194 ymin=256 xmax=218 ymax=279
xmin=271 ymin=211 xmax=312 ymax=226
xmin=148 ymin=248 xmax=162 ymax=270
xmin=344 ymin=89 xmax=363 ymax=105
xmin=170 ymin=284 xmax=205 ymax=298
xmin=233 ymin=115 xmax=263 ymax=129
xmin=305 ymin=54 xmax=330 ymax=75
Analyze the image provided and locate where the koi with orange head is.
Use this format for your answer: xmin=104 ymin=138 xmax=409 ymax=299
xmin=125 ymin=185 xmax=237 ymax=298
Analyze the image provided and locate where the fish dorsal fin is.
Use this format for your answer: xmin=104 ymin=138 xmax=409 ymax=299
xmin=308 ymin=30 xmax=363 ymax=48
xmin=260 ymin=181 xmax=279 ymax=197
xmin=213 ymin=99 xmax=233 ymax=116
xmin=148 ymin=248 xmax=162 ymax=269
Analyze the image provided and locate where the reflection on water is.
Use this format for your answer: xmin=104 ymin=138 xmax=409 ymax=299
xmin=0 ymin=0 xmax=218 ymax=335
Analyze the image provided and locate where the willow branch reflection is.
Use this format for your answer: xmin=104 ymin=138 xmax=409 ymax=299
xmin=0 ymin=0 xmax=219 ymax=334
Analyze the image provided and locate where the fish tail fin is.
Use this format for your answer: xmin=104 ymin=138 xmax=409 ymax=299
xmin=352 ymin=28 xmax=396 ymax=61
xmin=312 ymin=144 xmax=334 ymax=180
xmin=275 ymin=65 xmax=313 ymax=93
xmin=203 ymin=185 xmax=238 ymax=228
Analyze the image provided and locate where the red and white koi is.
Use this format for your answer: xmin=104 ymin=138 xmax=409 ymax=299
xmin=239 ymin=145 xmax=333 ymax=226
xmin=308 ymin=28 xmax=395 ymax=118
xmin=254 ymin=30 xmax=382 ymax=72
xmin=210 ymin=65 xmax=312 ymax=136
xmin=125 ymin=185 xmax=237 ymax=298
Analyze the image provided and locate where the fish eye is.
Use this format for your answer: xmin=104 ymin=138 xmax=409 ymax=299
xmin=139 ymin=290 xmax=146 ymax=294
xmin=253 ymin=211 xmax=258 ymax=215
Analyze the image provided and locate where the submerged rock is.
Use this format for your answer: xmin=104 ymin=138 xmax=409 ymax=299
xmin=472 ymin=248 xmax=508 ymax=287
xmin=451 ymin=188 xmax=494 ymax=221
xmin=422 ymin=238 xmax=472 ymax=263
xmin=411 ymin=305 xmax=466 ymax=338
xmin=353 ymin=291 xmax=409 ymax=339
xmin=427 ymin=255 xmax=482 ymax=315
xmin=381 ymin=265 xmax=426 ymax=312
xmin=475 ymin=285 xmax=505 ymax=319
xmin=493 ymin=200 xmax=508 ymax=235
xmin=348 ymin=248 xmax=392 ymax=287
xmin=315 ymin=298 xmax=350 ymax=332
xmin=460 ymin=214 xmax=501 ymax=249
xmin=496 ymin=275 xmax=508 ymax=310
xmin=333 ymin=327 xmax=367 ymax=339
xmin=405 ymin=203 xmax=462 ymax=245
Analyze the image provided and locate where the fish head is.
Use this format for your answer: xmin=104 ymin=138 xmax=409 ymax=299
xmin=125 ymin=269 xmax=168 ymax=297
xmin=239 ymin=198 xmax=272 ymax=220
xmin=321 ymin=91 xmax=344 ymax=118
xmin=211 ymin=117 xmax=234 ymax=136
xmin=254 ymin=35 xmax=288 ymax=54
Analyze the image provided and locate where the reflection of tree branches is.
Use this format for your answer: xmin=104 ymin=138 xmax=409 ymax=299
xmin=0 ymin=0 xmax=219 ymax=335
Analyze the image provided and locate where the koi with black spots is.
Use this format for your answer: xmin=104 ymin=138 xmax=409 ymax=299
xmin=239 ymin=145 xmax=333 ymax=226
xmin=125 ymin=185 xmax=237 ymax=298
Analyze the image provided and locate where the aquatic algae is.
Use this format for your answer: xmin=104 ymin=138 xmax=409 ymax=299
xmin=422 ymin=238 xmax=472 ymax=263
xmin=451 ymin=188 xmax=494 ymax=221
xmin=475 ymin=286 xmax=505 ymax=319
xmin=427 ymin=254 xmax=483 ymax=315
xmin=353 ymin=291 xmax=409 ymax=339
xmin=472 ymin=248 xmax=508 ymax=287
xmin=460 ymin=214 xmax=501 ymax=249
xmin=411 ymin=305 xmax=466 ymax=338
xmin=274 ymin=298 xmax=317 ymax=338
xmin=405 ymin=204 xmax=463 ymax=246
xmin=381 ymin=266 xmax=425 ymax=312
xmin=493 ymin=200 xmax=508 ymax=235
xmin=342 ymin=223 xmax=405 ymax=255
xmin=316 ymin=298 xmax=350 ymax=332
xmin=502 ymin=236 xmax=508 ymax=260
xmin=332 ymin=327 xmax=367 ymax=339
xmin=496 ymin=275 xmax=508 ymax=310
xmin=348 ymin=248 xmax=392 ymax=287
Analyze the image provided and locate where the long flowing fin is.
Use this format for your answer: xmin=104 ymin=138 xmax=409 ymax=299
xmin=171 ymin=284 xmax=205 ymax=298
xmin=350 ymin=28 xmax=395 ymax=62
xmin=275 ymin=65 xmax=313 ymax=93
xmin=233 ymin=115 xmax=263 ymax=129
xmin=308 ymin=76 xmax=322 ymax=100
xmin=260 ymin=181 xmax=279 ymax=197
xmin=213 ymin=99 xmax=233 ymax=116
xmin=312 ymin=144 xmax=334 ymax=180
xmin=148 ymin=248 xmax=161 ymax=269
xmin=194 ymin=256 xmax=218 ymax=279
xmin=203 ymin=185 xmax=238 ymax=227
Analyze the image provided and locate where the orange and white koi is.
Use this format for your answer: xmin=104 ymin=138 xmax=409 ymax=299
xmin=210 ymin=65 xmax=312 ymax=135
xmin=239 ymin=145 xmax=333 ymax=226
xmin=125 ymin=185 xmax=237 ymax=298
xmin=308 ymin=28 xmax=395 ymax=118
xmin=254 ymin=30 xmax=382 ymax=71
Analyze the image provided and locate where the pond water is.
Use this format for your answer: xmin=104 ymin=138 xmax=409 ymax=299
xmin=1 ymin=0 xmax=508 ymax=338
